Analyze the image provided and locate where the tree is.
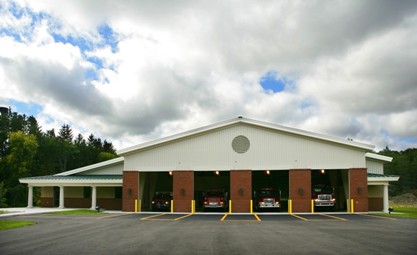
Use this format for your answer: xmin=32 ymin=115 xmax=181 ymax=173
xmin=6 ymin=131 xmax=39 ymax=177
xmin=57 ymin=124 xmax=76 ymax=172
xmin=4 ymin=131 xmax=39 ymax=206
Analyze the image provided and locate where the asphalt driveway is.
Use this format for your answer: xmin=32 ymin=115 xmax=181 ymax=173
xmin=1 ymin=213 xmax=416 ymax=255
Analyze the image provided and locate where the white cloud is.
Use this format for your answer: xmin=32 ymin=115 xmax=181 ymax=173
xmin=1 ymin=0 xmax=417 ymax=151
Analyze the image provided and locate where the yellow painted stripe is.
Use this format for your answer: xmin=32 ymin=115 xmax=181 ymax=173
xmin=359 ymin=214 xmax=397 ymax=220
xmin=97 ymin=213 xmax=134 ymax=219
xmin=220 ymin=213 xmax=229 ymax=221
xmin=253 ymin=213 xmax=261 ymax=221
xmin=318 ymin=214 xmax=347 ymax=221
xmin=140 ymin=213 xmax=167 ymax=220
xmin=175 ymin=214 xmax=193 ymax=221
xmin=290 ymin=214 xmax=308 ymax=221
xmin=224 ymin=220 xmax=260 ymax=222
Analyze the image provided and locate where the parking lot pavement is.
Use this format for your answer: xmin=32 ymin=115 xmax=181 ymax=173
xmin=1 ymin=213 xmax=416 ymax=255
xmin=92 ymin=212 xmax=399 ymax=222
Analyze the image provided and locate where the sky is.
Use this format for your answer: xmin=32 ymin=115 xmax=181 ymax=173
xmin=1 ymin=0 xmax=417 ymax=152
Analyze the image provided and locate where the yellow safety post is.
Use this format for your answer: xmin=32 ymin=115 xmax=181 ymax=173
xmin=135 ymin=199 xmax=138 ymax=213
xmin=288 ymin=199 xmax=292 ymax=214
xmin=229 ymin=200 xmax=232 ymax=213
xmin=351 ymin=199 xmax=354 ymax=213
xmin=171 ymin=200 xmax=174 ymax=213
xmin=311 ymin=199 xmax=314 ymax=213
xmin=191 ymin=200 xmax=195 ymax=214
xmin=138 ymin=199 xmax=141 ymax=212
xmin=250 ymin=200 xmax=253 ymax=214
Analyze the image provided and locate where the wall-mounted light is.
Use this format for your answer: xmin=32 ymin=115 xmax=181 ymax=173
xmin=169 ymin=171 xmax=173 ymax=176
xmin=320 ymin=169 xmax=325 ymax=174
xmin=215 ymin=171 xmax=220 ymax=176
xmin=266 ymin=170 xmax=271 ymax=175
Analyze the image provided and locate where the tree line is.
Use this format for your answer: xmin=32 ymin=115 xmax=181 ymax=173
xmin=379 ymin=147 xmax=417 ymax=197
xmin=0 ymin=108 xmax=118 ymax=207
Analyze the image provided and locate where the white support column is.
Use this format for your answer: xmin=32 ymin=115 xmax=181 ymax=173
xmin=383 ymin=184 xmax=389 ymax=213
xmin=90 ymin=186 xmax=97 ymax=210
xmin=59 ymin=186 xmax=65 ymax=209
xmin=27 ymin=185 xmax=33 ymax=208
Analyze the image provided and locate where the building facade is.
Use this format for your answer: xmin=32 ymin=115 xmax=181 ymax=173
xmin=20 ymin=117 xmax=398 ymax=213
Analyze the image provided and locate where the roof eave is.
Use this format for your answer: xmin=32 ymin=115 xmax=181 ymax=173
xmin=365 ymin=152 xmax=393 ymax=162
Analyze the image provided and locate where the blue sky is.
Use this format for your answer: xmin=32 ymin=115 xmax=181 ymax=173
xmin=1 ymin=1 xmax=417 ymax=151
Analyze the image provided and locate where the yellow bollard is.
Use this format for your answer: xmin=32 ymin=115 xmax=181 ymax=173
xmin=135 ymin=199 xmax=138 ymax=213
xmin=288 ymin=199 xmax=292 ymax=214
xmin=351 ymin=199 xmax=354 ymax=213
xmin=229 ymin=200 xmax=232 ymax=213
xmin=138 ymin=199 xmax=141 ymax=212
xmin=171 ymin=200 xmax=174 ymax=213
xmin=311 ymin=199 xmax=314 ymax=213
xmin=191 ymin=200 xmax=195 ymax=214
xmin=250 ymin=200 xmax=253 ymax=214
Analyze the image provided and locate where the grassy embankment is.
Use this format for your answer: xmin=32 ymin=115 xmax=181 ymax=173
xmin=373 ymin=203 xmax=417 ymax=219
xmin=0 ymin=209 xmax=102 ymax=230
xmin=0 ymin=219 xmax=36 ymax=230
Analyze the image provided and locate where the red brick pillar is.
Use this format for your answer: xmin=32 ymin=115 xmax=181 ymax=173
xmin=230 ymin=170 xmax=252 ymax=213
xmin=350 ymin=168 xmax=368 ymax=212
xmin=122 ymin=171 xmax=139 ymax=212
xmin=173 ymin=171 xmax=194 ymax=212
xmin=289 ymin=169 xmax=311 ymax=212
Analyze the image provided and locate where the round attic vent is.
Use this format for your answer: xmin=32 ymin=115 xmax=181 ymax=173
xmin=232 ymin=135 xmax=250 ymax=153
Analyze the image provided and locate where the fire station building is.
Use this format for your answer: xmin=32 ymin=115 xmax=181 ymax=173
xmin=20 ymin=117 xmax=398 ymax=213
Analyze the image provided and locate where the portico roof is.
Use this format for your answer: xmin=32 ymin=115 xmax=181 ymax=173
xmin=367 ymin=173 xmax=400 ymax=183
xmin=19 ymin=175 xmax=123 ymax=186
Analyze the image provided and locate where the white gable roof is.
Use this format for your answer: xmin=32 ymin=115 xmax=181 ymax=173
xmin=118 ymin=117 xmax=374 ymax=156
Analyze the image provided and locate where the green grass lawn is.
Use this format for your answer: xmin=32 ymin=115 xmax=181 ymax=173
xmin=373 ymin=206 xmax=417 ymax=219
xmin=0 ymin=220 xmax=36 ymax=230
xmin=46 ymin=209 xmax=104 ymax=215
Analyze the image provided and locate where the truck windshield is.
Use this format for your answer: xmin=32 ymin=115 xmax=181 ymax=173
xmin=155 ymin=193 xmax=171 ymax=199
xmin=207 ymin=191 xmax=224 ymax=196
xmin=258 ymin=190 xmax=275 ymax=196
xmin=313 ymin=187 xmax=333 ymax=193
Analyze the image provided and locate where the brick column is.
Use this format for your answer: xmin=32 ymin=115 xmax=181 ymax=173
xmin=289 ymin=169 xmax=311 ymax=212
xmin=173 ymin=171 xmax=194 ymax=212
xmin=230 ymin=170 xmax=252 ymax=213
xmin=349 ymin=168 xmax=368 ymax=212
xmin=122 ymin=171 xmax=139 ymax=212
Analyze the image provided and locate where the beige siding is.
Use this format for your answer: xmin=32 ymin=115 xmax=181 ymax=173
xmin=366 ymin=159 xmax=384 ymax=174
xmin=65 ymin=187 xmax=83 ymax=198
xmin=41 ymin=187 xmax=53 ymax=198
xmin=125 ymin=124 xmax=366 ymax=171
xmin=368 ymin=185 xmax=383 ymax=198
xmin=98 ymin=187 xmax=115 ymax=198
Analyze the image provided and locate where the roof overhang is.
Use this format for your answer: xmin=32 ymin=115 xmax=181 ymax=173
xmin=19 ymin=175 xmax=123 ymax=187
xmin=367 ymin=173 xmax=399 ymax=184
xmin=366 ymin=153 xmax=393 ymax=162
